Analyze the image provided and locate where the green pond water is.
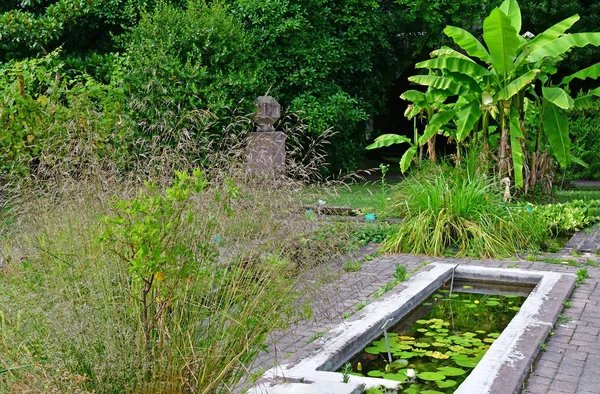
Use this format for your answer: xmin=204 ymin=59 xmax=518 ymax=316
xmin=340 ymin=280 xmax=532 ymax=394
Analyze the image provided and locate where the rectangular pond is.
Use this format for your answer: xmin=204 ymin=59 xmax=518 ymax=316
xmin=340 ymin=280 xmax=535 ymax=393
xmin=251 ymin=263 xmax=576 ymax=394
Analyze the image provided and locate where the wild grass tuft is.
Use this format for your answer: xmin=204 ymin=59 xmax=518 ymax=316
xmin=382 ymin=166 xmax=545 ymax=258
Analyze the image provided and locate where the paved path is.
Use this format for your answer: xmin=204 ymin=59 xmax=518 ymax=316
xmin=563 ymin=225 xmax=600 ymax=253
xmin=247 ymin=251 xmax=600 ymax=394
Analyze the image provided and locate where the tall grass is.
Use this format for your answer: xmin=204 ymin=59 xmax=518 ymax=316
xmin=0 ymin=109 xmax=355 ymax=392
xmin=382 ymin=166 xmax=545 ymax=258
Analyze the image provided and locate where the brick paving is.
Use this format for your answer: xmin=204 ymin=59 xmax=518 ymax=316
xmin=246 ymin=249 xmax=600 ymax=394
xmin=563 ymin=225 xmax=600 ymax=253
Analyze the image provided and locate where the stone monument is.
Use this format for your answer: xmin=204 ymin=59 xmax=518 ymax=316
xmin=246 ymin=96 xmax=286 ymax=176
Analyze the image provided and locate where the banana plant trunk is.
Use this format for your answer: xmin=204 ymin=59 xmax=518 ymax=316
xmin=497 ymin=109 xmax=511 ymax=181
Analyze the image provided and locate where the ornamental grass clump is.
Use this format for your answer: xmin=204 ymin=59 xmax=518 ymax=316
xmin=382 ymin=167 xmax=544 ymax=258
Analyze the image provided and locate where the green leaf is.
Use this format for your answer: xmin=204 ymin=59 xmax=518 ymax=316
xmin=572 ymin=87 xmax=600 ymax=110
xmin=455 ymin=101 xmax=482 ymax=142
xmin=437 ymin=379 xmax=458 ymax=388
xmin=444 ymin=26 xmax=491 ymax=63
xmin=400 ymin=146 xmax=417 ymax=173
xmin=543 ymin=101 xmax=570 ymax=168
xmin=570 ymin=154 xmax=588 ymax=169
xmin=401 ymin=90 xmax=426 ymax=103
xmin=496 ymin=69 xmax=540 ymax=101
xmin=499 ymin=0 xmax=522 ymax=34
xmin=366 ymin=134 xmax=412 ymax=150
xmin=408 ymin=75 xmax=469 ymax=97
xmin=430 ymin=46 xmax=476 ymax=62
xmin=542 ymin=87 xmax=574 ymax=110
xmin=483 ymin=8 xmax=520 ymax=80
xmin=436 ymin=367 xmax=466 ymax=376
xmin=367 ymin=370 xmax=385 ymax=377
xmin=416 ymin=57 xmax=491 ymax=79
xmin=526 ymin=15 xmax=580 ymax=53
xmin=510 ymin=107 xmax=525 ymax=188
xmin=417 ymin=371 xmax=446 ymax=381
xmin=528 ymin=33 xmax=600 ymax=63
xmin=561 ymin=62 xmax=600 ymax=85
xmin=419 ymin=110 xmax=457 ymax=145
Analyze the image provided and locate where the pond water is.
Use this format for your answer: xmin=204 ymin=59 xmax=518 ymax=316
xmin=340 ymin=280 xmax=534 ymax=394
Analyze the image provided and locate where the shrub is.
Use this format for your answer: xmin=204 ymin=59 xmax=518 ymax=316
xmin=532 ymin=201 xmax=595 ymax=235
xmin=568 ymin=109 xmax=600 ymax=180
xmin=382 ymin=166 xmax=544 ymax=257
xmin=0 ymin=52 xmax=133 ymax=186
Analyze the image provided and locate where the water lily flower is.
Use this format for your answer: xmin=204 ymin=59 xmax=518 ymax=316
xmin=357 ymin=362 xmax=362 ymax=371
xmin=405 ymin=368 xmax=416 ymax=379
xmin=474 ymin=300 xmax=480 ymax=304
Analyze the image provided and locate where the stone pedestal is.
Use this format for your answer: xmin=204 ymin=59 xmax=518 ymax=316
xmin=246 ymin=131 xmax=286 ymax=176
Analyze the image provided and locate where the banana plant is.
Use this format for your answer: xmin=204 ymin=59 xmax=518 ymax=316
xmin=405 ymin=0 xmax=600 ymax=190
xmin=366 ymin=85 xmax=452 ymax=173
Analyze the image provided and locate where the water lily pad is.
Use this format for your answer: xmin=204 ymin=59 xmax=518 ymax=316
xmin=483 ymin=338 xmax=495 ymax=343
xmin=392 ymin=343 xmax=413 ymax=350
xmin=421 ymin=391 xmax=445 ymax=394
xmin=432 ymin=342 xmax=448 ymax=347
xmin=453 ymin=354 xmax=482 ymax=368
xmin=365 ymin=347 xmax=382 ymax=354
xmin=390 ymin=359 xmax=409 ymax=369
xmin=416 ymin=319 xmax=428 ymax=324
xmin=399 ymin=336 xmax=415 ymax=341
xmin=437 ymin=379 xmax=457 ymax=388
xmin=430 ymin=351 xmax=449 ymax=359
xmin=367 ymin=370 xmax=385 ymax=377
xmin=436 ymin=328 xmax=449 ymax=333
xmin=425 ymin=332 xmax=437 ymax=336
xmin=384 ymin=373 xmax=407 ymax=382
xmin=417 ymin=328 xmax=429 ymax=333
xmin=463 ymin=332 xmax=477 ymax=337
xmin=417 ymin=371 xmax=446 ymax=381
xmin=475 ymin=330 xmax=486 ymax=334
xmin=397 ymin=351 xmax=416 ymax=358
xmin=488 ymin=333 xmax=500 ymax=338
xmin=437 ymin=367 xmax=466 ymax=376
xmin=462 ymin=285 xmax=473 ymax=289
xmin=485 ymin=301 xmax=500 ymax=306
xmin=414 ymin=342 xmax=431 ymax=348
xmin=423 ymin=302 xmax=432 ymax=306
xmin=413 ymin=348 xmax=427 ymax=354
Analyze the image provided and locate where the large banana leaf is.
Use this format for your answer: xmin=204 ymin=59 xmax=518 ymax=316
xmin=400 ymin=146 xmax=418 ymax=173
xmin=499 ymin=0 xmax=522 ymax=34
xmin=416 ymin=57 xmax=491 ymax=79
xmin=572 ymin=87 xmax=600 ymax=110
xmin=543 ymin=101 xmax=570 ymax=168
xmin=418 ymin=110 xmax=457 ymax=145
xmin=483 ymin=8 xmax=520 ymax=80
xmin=509 ymin=107 xmax=524 ymax=188
xmin=455 ymin=101 xmax=481 ymax=142
xmin=430 ymin=46 xmax=475 ymax=62
xmin=496 ymin=69 xmax=540 ymax=101
xmin=401 ymin=90 xmax=426 ymax=103
xmin=561 ymin=62 xmax=600 ymax=85
xmin=366 ymin=134 xmax=412 ymax=150
xmin=408 ymin=75 xmax=470 ymax=96
xmin=444 ymin=26 xmax=492 ymax=64
xmin=542 ymin=87 xmax=574 ymax=110
xmin=443 ymin=71 xmax=483 ymax=94
xmin=526 ymin=15 xmax=580 ymax=53
xmin=528 ymin=33 xmax=600 ymax=62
